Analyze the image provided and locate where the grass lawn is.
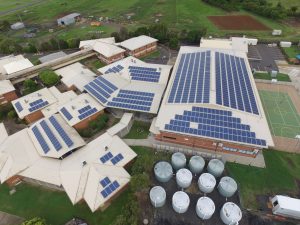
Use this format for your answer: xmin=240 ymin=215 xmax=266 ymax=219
xmin=124 ymin=121 xmax=151 ymax=139
xmin=0 ymin=183 xmax=132 ymax=225
xmin=80 ymin=56 xmax=105 ymax=73
xmin=283 ymin=45 xmax=300 ymax=59
xmin=254 ymin=72 xmax=291 ymax=82
xmin=140 ymin=50 xmax=160 ymax=60
xmin=227 ymin=150 xmax=300 ymax=209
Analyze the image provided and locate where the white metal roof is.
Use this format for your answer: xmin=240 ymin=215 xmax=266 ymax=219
xmin=0 ymin=80 xmax=15 ymax=95
xmin=12 ymin=88 xmax=58 ymax=119
xmin=28 ymin=114 xmax=86 ymax=159
xmin=39 ymin=51 xmax=67 ymax=63
xmin=119 ymin=35 xmax=158 ymax=51
xmin=79 ymin=37 xmax=116 ymax=49
xmin=274 ymin=195 xmax=300 ymax=212
xmin=3 ymin=58 xmax=34 ymax=75
xmin=200 ymin=37 xmax=248 ymax=53
xmin=55 ymin=62 xmax=96 ymax=92
xmin=0 ymin=55 xmax=25 ymax=75
xmin=155 ymin=45 xmax=273 ymax=148
xmin=107 ymin=113 xmax=133 ymax=136
xmin=58 ymin=93 xmax=105 ymax=126
xmin=41 ymin=87 xmax=77 ymax=117
xmin=0 ymin=123 xmax=8 ymax=145
xmin=58 ymin=13 xmax=80 ymax=20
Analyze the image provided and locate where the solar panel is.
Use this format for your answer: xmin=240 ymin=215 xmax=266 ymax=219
xmin=40 ymin=120 xmax=62 ymax=151
xmin=168 ymin=51 xmax=211 ymax=104
xmin=164 ymin=106 xmax=266 ymax=147
xmin=100 ymin=152 xmax=113 ymax=163
xmin=78 ymin=105 xmax=92 ymax=114
xmin=101 ymin=180 xmax=120 ymax=198
xmin=14 ymin=102 xmax=23 ymax=112
xmin=105 ymin=65 xmax=124 ymax=74
xmin=29 ymin=99 xmax=43 ymax=107
xmin=78 ymin=107 xmax=97 ymax=120
xmin=128 ymin=66 xmax=161 ymax=83
xmin=111 ymin=153 xmax=124 ymax=165
xmin=49 ymin=116 xmax=74 ymax=147
xmin=215 ymin=52 xmax=259 ymax=115
xmin=84 ymin=84 xmax=107 ymax=104
xmin=28 ymin=101 xmax=49 ymax=112
xmin=107 ymin=102 xmax=150 ymax=112
xmin=61 ymin=107 xmax=73 ymax=121
xmin=98 ymin=77 xmax=117 ymax=91
xmin=32 ymin=126 xmax=50 ymax=153
xmin=100 ymin=177 xmax=111 ymax=188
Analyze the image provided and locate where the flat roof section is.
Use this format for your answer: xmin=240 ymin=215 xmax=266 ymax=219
xmin=3 ymin=58 xmax=34 ymax=75
xmin=119 ymin=35 xmax=158 ymax=51
xmin=0 ymin=80 xmax=15 ymax=95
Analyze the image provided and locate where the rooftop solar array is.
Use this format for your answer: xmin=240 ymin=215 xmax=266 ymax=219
xmin=84 ymin=76 xmax=118 ymax=104
xmin=168 ymin=51 xmax=211 ymax=104
xmin=215 ymin=52 xmax=259 ymax=115
xmin=111 ymin=153 xmax=124 ymax=165
xmin=101 ymin=180 xmax=120 ymax=198
xmin=60 ymin=107 xmax=73 ymax=121
xmin=78 ymin=107 xmax=97 ymax=120
xmin=31 ymin=117 xmax=75 ymax=153
xmin=105 ymin=65 xmax=124 ymax=74
xmin=100 ymin=152 xmax=113 ymax=163
xmin=100 ymin=177 xmax=111 ymax=188
xmin=164 ymin=106 xmax=266 ymax=147
xmin=107 ymin=89 xmax=154 ymax=112
xmin=128 ymin=66 xmax=161 ymax=83
xmin=14 ymin=102 xmax=23 ymax=112
xmin=28 ymin=99 xmax=49 ymax=112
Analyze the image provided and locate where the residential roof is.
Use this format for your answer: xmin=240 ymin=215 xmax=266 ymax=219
xmin=0 ymin=123 xmax=8 ymax=145
xmin=107 ymin=113 xmax=133 ymax=136
xmin=58 ymin=93 xmax=105 ymax=127
xmin=0 ymin=80 xmax=15 ymax=95
xmin=119 ymin=35 xmax=158 ymax=51
xmin=3 ymin=58 xmax=34 ymax=75
xmin=27 ymin=114 xmax=85 ymax=159
xmin=155 ymin=45 xmax=273 ymax=148
xmin=41 ymin=87 xmax=77 ymax=118
xmin=58 ymin=13 xmax=80 ymax=20
xmin=39 ymin=51 xmax=67 ymax=63
xmin=12 ymin=88 xmax=58 ymax=119
xmin=85 ymin=57 xmax=172 ymax=114
xmin=98 ymin=56 xmax=144 ymax=74
xmin=0 ymin=55 xmax=25 ymax=75
xmin=55 ymin=62 xmax=97 ymax=92
xmin=79 ymin=37 xmax=116 ymax=48
xmin=274 ymin=195 xmax=300 ymax=212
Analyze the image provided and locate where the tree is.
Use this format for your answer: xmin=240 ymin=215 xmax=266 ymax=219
xmin=58 ymin=39 xmax=69 ymax=49
xmin=133 ymin=26 xmax=149 ymax=37
xmin=22 ymin=217 xmax=47 ymax=225
xmin=67 ymin=38 xmax=81 ymax=48
xmin=23 ymin=79 xmax=39 ymax=95
xmin=0 ymin=20 xmax=10 ymax=32
xmin=39 ymin=69 xmax=60 ymax=86
xmin=39 ymin=42 xmax=52 ymax=52
xmin=119 ymin=27 xmax=129 ymax=41
xmin=27 ymin=43 xmax=38 ymax=53
xmin=186 ymin=28 xmax=207 ymax=44
xmin=130 ymin=173 xmax=150 ymax=192
xmin=0 ymin=38 xmax=23 ymax=54
xmin=111 ymin=32 xmax=121 ymax=42
xmin=148 ymin=23 xmax=170 ymax=43
xmin=7 ymin=110 xmax=16 ymax=119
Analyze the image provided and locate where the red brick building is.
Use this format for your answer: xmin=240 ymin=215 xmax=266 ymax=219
xmin=0 ymin=80 xmax=18 ymax=105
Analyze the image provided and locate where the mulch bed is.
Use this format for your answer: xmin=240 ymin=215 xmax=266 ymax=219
xmin=208 ymin=15 xmax=270 ymax=31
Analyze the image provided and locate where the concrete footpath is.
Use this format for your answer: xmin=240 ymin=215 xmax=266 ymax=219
xmin=0 ymin=211 xmax=24 ymax=225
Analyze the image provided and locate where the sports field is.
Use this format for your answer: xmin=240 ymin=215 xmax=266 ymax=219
xmin=259 ymin=90 xmax=300 ymax=138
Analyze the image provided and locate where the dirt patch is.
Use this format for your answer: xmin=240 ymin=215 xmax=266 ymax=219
xmin=208 ymin=15 xmax=270 ymax=31
xmin=284 ymin=18 xmax=300 ymax=28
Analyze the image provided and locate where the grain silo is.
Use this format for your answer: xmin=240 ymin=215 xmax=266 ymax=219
xmin=196 ymin=197 xmax=215 ymax=220
xmin=171 ymin=152 xmax=186 ymax=170
xmin=149 ymin=186 xmax=166 ymax=208
xmin=154 ymin=161 xmax=173 ymax=183
xmin=172 ymin=191 xmax=190 ymax=214
xmin=176 ymin=168 xmax=193 ymax=189
xmin=220 ymin=202 xmax=242 ymax=225
xmin=218 ymin=176 xmax=238 ymax=198
xmin=198 ymin=173 xmax=216 ymax=193
xmin=188 ymin=155 xmax=205 ymax=174
xmin=207 ymin=159 xmax=224 ymax=177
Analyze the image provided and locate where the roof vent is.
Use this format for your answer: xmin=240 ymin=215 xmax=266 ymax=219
xmin=82 ymin=161 xmax=87 ymax=167
xmin=105 ymin=146 xmax=108 ymax=151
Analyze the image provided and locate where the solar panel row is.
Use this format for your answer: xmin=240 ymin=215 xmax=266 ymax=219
xmin=112 ymin=97 xmax=152 ymax=106
xmin=29 ymin=99 xmax=43 ymax=107
xmin=105 ymin=65 xmax=124 ymax=74
xmin=119 ymin=89 xmax=154 ymax=97
xmin=128 ymin=66 xmax=161 ymax=83
xmin=131 ymin=76 xmax=159 ymax=83
xmin=28 ymin=101 xmax=49 ymax=112
xmin=100 ymin=177 xmax=111 ymax=188
xmin=101 ymin=181 xmax=120 ymax=198
xmin=111 ymin=153 xmax=124 ymax=165
xmin=215 ymin=52 xmax=259 ymax=115
xmin=40 ymin=120 xmax=62 ymax=151
xmin=60 ymin=107 xmax=73 ymax=121
xmin=168 ymin=51 xmax=211 ymax=104
xmin=14 ymin=102 xmax=23 ymax=112
xmin=128 ymin=66 xmax=157 ymax=72
xmin=100 ymin=152 xmax=113 ymax=163
xmin=78 ymin=105 xmax=92 ymax=114
xmin=32 ymin=126 xmax=50 ymax=153
xmin=107 ymin=101 xmax=150 ymax=111
xmin=164 ymin=107 xmax=266 ymax=147
xmin=49 ymin=116 xmax=74 ymax=147
xmin=78 ymin=107 xmax=97 ymax=120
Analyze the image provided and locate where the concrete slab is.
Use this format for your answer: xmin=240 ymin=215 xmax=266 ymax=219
xmin=0 ymin=211 xmax=24 ymax=225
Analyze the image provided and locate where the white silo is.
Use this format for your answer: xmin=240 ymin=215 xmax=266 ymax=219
xmin=154 ymin=161 xmax=173 ymax=183
xmin=172 ymin=191 xmax=190 ymax=214
xmin=188 ymin=155 xmax=205 ymax=174
xmin=196 ymin=197 xmax=215 ymax=220
xmin=220 ymin=202 xmax=242 ymax=225
xmin=207 ymin=159 xmax=224 ymax=177
xmin=171 ymin=152 xmax=186 ymax=170
xmin=218 ymin=176 xmax=238 ymax=198
xmin=149 ymin=186 xmax=166 ymax=208
xmin=176 ymin=168 xmax=193 ymax=189
xmin=198 ymin=173 xmax=216 ymax=193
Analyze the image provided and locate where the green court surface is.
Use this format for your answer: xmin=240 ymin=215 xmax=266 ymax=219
xmin=259 ymin=90 xmax=300 ymax=138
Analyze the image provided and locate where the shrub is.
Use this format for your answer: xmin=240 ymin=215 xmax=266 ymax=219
xmin=22 ymin=217 xmax=47 ymax=225
xmin=7 ymin=110 xmax=16 ymax=119
xmin=39 ymin=69 xmax=60 ymax=86
xmin=130 ymin=173 xmax=150 ymax=192
xmin=23 ymin=79 xmax=39 ymax=95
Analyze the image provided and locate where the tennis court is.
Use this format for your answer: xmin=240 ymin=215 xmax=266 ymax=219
xmin=259 ymin=90 xmax=300 ymax=138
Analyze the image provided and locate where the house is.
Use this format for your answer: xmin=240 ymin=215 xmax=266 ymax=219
xmin=57 ymin=13 xmax=81 ymax=26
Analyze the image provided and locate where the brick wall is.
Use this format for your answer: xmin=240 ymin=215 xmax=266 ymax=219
xmin=156 ymin=131 xmax=259 ymax=158
xmin=25 ymin=110 xmax=44 ymax=124
xmin=127 ymin=42 xmax=157 ymax=58
xmin=98 ymin=52 xmax=125 ymax=64
xmin=74 ymin=110 xmax=104 ymax=130
xmin=0 ymin=91 xmax=18 ymax=105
